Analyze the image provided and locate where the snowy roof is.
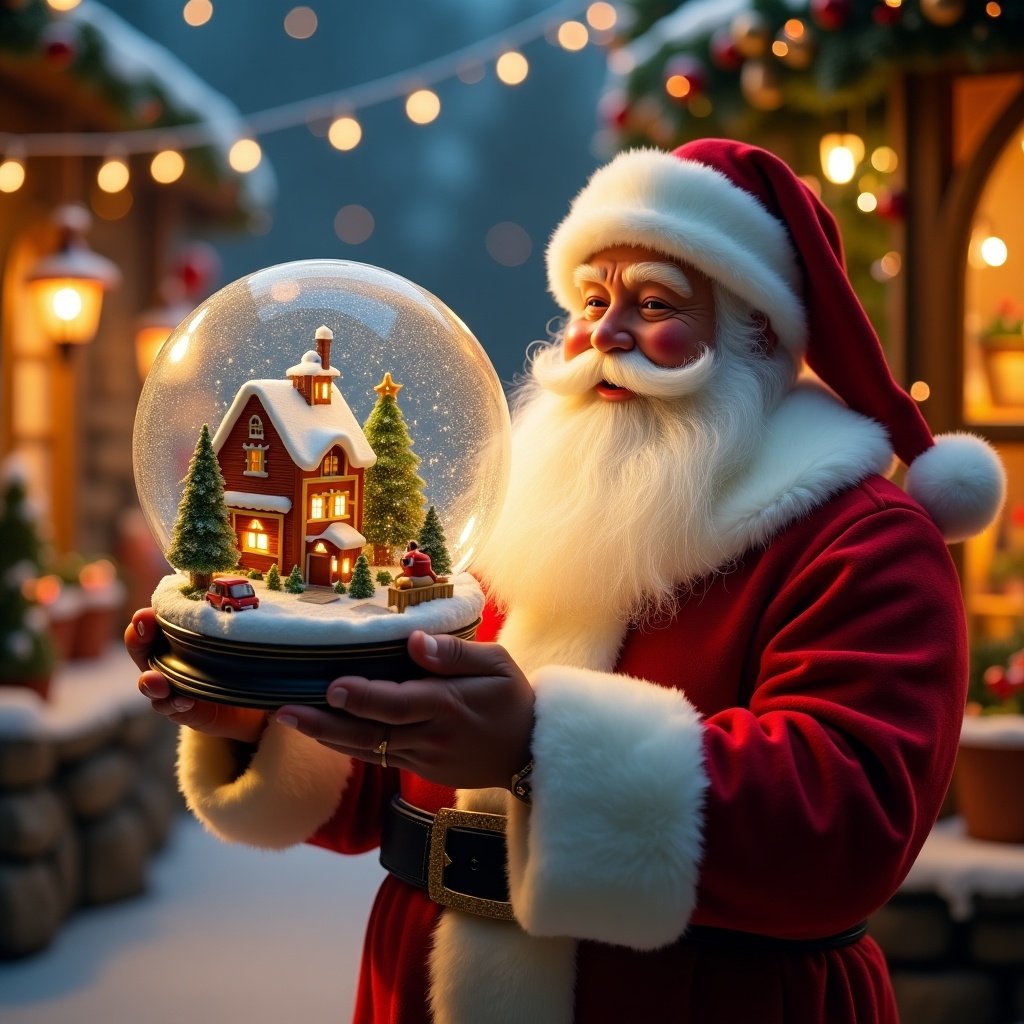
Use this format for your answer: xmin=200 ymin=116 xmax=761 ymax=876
xmin=306 ymin=523 xmax=366 ymax=549
xmin=224 ymin=491 xmax=293 ymax=514
xmin=287 ymin=350 xmax=341 ymax=378
xmin=213 ymin=379 xmax=376 ymax=471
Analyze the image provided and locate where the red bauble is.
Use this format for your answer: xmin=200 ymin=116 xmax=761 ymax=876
xmin=663 ymin=55 xmax=707 ymax=101
xmin=709 ymin=27 xmax=743 ymax=71
xmin=41 ymin=24 xmax=77 ymax=66
xmin=174 ymin=242 xmax=221 ymax=297
xmin=875 ymin=187 xmax=907 ymax=222
xmin=598 ymin=90 xmax=631 ymax=130
xmin=810 ymin=0 xmax=852 ymax=31
xmin=872 ymin=3 xmax=903 ymax=26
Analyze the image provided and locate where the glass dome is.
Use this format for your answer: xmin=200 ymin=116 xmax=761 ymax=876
xmin=133 ymin=259 xmax=510 ymax=574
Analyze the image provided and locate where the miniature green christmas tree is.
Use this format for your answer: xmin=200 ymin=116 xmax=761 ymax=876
xmin=0 ymin=458 xmax=55 ymax=691
xmin=375 ymin=570 xmax=394 ymax=587
xmin=348 ymin=554 xmax=375 ymax=599
xmin=284 ymin=564 xmax=305 ymax=594
xmin=417 ymin=505 xmax=452 ymax=576
xmin=165 ymin=424 xmax=239 ymax=592
xmin=333 ymin=578 xmax=347 ymax=595
xmin=362 ymin=373 xmax=426 ymax=565
xmin=266 ymin=562 xmax=282 ymax=591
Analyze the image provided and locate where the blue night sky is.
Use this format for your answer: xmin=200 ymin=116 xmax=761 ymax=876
xmin=101 ymin=0 xmax=609 ymax=389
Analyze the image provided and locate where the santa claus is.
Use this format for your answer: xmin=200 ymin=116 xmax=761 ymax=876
xmin=126 ymin=140 xmax=1006 ymax=1024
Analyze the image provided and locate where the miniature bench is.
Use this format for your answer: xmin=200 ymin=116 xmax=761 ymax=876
xmin=387 ymin=580 xmax=454 ymax=612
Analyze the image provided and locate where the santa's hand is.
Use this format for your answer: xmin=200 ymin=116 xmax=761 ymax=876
xmin=124 ymin=608 xmax=268 ymax=744
xmin=274 ymin=630 xmax=535 ymax=791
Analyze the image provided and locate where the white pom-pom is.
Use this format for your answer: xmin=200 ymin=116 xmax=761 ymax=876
xmin=905 ymin=432 xmax=1006 ymax=543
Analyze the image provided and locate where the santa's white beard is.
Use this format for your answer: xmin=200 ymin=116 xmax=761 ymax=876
xmin=474 ymin=311 xmax=792 ymax=669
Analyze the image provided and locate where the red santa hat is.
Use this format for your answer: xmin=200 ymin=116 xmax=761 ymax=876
xmin=546 ymin=138 xmax=1005 ymax=542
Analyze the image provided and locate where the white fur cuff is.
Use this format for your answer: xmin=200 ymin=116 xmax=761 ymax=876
xmin=178 ymin=720 xmax=352 ymax=849
xmin=505 ymin=666 xmax=708 ymax=950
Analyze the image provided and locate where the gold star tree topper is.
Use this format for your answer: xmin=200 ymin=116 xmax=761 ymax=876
xmin=374 ymin=372 xmax=403 ymax=400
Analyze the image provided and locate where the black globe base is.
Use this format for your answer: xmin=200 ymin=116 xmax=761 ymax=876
xmin=149 ymin=613 xmax=481 ymax=709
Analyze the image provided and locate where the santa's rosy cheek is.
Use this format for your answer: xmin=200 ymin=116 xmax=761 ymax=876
xmin=563 ymin=319 xmax=593 ymax=360
xmin=639 ymin=324 xmax=705 ymax=368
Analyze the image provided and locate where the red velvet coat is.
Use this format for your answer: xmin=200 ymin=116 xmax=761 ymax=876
xmin=304 ymin=474 xmax=966 ymax=1024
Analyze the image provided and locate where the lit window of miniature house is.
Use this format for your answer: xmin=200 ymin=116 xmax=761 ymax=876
xmin=211 ymin=325 xmax=376 ymax=584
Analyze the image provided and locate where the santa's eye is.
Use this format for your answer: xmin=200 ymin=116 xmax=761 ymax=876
xmin=641 ymin=298 xmax=673 ymax=311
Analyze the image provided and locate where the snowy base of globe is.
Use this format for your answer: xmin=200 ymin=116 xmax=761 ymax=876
xmin=149 ymin=571 xmax=485 ymax=708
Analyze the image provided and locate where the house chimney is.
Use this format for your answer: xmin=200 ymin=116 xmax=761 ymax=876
xmin=315 ymin=325 xmax=333 ymax=371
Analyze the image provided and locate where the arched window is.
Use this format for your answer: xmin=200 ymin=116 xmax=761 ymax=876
xmin=323 ymin=452 xmax=339 ymax=475
xmin=249 ymin=416 xmax=264 ymax=439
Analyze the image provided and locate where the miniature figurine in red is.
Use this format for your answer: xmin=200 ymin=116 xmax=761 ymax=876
xmin=395 ymin=541 xmax=440 ymax=589
xmin=127 ymin=140 xmax=1006 ymax=1024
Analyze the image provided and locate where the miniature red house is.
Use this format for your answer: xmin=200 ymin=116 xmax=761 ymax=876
xmin=211 ymin=326 xmax=376 ymax=585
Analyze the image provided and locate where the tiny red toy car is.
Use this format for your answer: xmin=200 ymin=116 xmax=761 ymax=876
xmin=206 ymin=576 xmax=260 ymax=613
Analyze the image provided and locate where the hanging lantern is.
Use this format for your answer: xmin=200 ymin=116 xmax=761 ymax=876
xmin=810 ymin=0 xmax=853 ymax=30
xmin=819 ymin=132 xmax=865 ymax=184
xmin=731 ymin=11 xmax=772 ymax=59
xmin=26 ymin=205 xmax=120 ymax=352
xmin=920 ymin=0 xmax=967 ymax=25
xmin=740 ymin=60 xmax=784 ymax=111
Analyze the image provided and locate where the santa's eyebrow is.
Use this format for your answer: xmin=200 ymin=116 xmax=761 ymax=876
xmin=572 ymin=263 xmax=608 ymax=290
xmin=622 ymin=261 xmax=693 ymax=297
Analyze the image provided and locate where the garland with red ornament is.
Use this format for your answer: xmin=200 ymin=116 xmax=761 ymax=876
xmin=601 ymin=0 xmax=1024 ymax=149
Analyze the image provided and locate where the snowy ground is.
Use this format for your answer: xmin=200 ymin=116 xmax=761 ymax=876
xmin=0 ymin=816 xmax=384 ymax=1024
xmin=152 ymin=570 xmax=484 ymax=645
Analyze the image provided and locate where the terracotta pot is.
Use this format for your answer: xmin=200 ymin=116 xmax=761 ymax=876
xmin=954 ymin=715 xmax=1024 ymax=843
xmin=981 ymin=337 xmax=1024 ymax=407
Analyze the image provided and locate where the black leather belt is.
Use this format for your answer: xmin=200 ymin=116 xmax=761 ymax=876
xmin=380 ymin=795 xmax=868 ymax=948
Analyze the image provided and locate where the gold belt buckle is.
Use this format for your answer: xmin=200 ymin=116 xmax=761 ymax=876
xmin=427 ymin=807 xmax=515 ymax=921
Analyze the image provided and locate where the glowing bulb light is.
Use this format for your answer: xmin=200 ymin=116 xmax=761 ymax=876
xmin=586 ymin=2 xmax=617 ymax=30
xmin=228 ymin=138 xmax=262 ymax=173
xmin=151 ymin=150 xmax=185 ymax=184
xmin=819 ymin=133 xmax=864 ymax=185
xmin=0 ymin=159 xmax=25 ymax=193
xmin=980 ymin=235 xmax=1008 ymax=267
xmin=557 ymin=21 xmax=589 ymax=50
xmin=406 ymin=89 xmax=441 ymax=124
xmin=328 ymin=116 xmax=362 ymax=151
xmin=496 ymin=51 xmax=529 ymax=85
xmin=97 ymin=158 xmax=130 ymax=193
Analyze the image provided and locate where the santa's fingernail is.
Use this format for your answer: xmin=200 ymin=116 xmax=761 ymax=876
xmin=172 ymin=697 xmax=194 ymax=712
xmin=422 ymin=633 xmax=438 ymax=657
xmin=136 ymin=620 xmax=145 ymax=637
xmin=277 ymin=714 xmax=298 ymax=729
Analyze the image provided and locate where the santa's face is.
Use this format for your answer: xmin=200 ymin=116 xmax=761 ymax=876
xmin=563 ymin=245 xmax=717 ymax=402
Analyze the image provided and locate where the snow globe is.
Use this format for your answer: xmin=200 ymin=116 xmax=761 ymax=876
xmin=133 ymin=259 xmax=510 ymax=707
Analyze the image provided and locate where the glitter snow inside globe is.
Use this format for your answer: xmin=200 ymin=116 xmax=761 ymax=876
xmin=133 ymin=259 xmax=510 ymax=707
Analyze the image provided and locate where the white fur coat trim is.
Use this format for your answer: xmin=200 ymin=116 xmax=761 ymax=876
xmin=177 ymin=721 xmax=352 ymax=849
xmin=507 ymin=664 xmax=707 ymax=948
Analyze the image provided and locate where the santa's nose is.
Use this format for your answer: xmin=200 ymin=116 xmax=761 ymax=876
xmin=590 ymin=314 xmax=634 ymax=353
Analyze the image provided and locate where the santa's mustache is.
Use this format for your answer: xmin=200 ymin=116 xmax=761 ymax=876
xmin=530 ymin=344 xmax=717 ymax=400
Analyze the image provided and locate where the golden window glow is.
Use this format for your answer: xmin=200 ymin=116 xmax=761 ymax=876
xmin=342 ymin=558 xmax=351 ymax=575
xmin=331 ymin=493 xmax=346 ymax=517
xmin=314 ymin=541 xmax=327 ymax=553
xmin=331 ymin=557 xmax=338 ymax=572
xmin=243 ymin=531 xmax=269 ymax=553
xmin=246 ymin=449 xmax=265 ymax=473
xmin=318 ymin=382 xmax=331 ymax=399
xmin=323 ymin=454 xmax=338 ymax=474
xmin=249 ymin=519 xmax=263 ymax=530
xmin=311 ymin=495 xmax=325 ymax=519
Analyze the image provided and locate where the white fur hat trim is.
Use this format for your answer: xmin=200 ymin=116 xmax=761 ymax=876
xmin=546 ymin=148 xmax=807 ymax=353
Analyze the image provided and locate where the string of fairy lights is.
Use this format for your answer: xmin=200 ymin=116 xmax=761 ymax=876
xmin=0 ymin=0 xmax=619 ymax=195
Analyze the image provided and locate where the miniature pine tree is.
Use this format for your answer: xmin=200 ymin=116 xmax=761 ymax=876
xmin=284 ymin=564 xmax=305 ymax=594
xmin=266 ymin=562 xmax=282 ymax=590
xmin=333 ymin=578 xmax=347 ymax=595
xmin=362 ymin=374 xmax=426 ymax=566
xmin=417 ymin=505 xmax=452 ymax=576
xmin=375 ymin=570 xmax=394 ymax=587
xmin=348 ymin=554 xmax=375 ymax=599
xmin=0 ymin=459 xmax=55 ymax=687
xmin=165 ymin=424 xmax=239 ymax=591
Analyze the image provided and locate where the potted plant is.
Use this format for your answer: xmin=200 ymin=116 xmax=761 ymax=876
xmin=955 ymin=635 xmax=1024 ymax=843
xmin=979 ymin=299 xmax=1024 ymax=408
